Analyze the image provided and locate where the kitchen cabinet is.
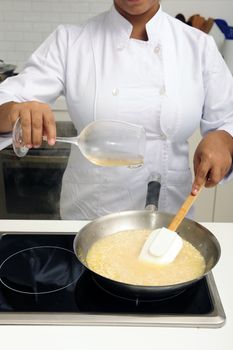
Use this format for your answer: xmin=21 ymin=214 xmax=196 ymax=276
xmin=0 ymin=120 xmax=76 ymax=220
xmin=214 ymin=182 xmax=233 ymax=221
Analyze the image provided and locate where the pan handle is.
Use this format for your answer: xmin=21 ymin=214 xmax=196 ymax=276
xmin=145 ymin=180 xmax=161 ymax=212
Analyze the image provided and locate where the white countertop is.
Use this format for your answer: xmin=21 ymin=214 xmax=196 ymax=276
xmin=0 ymin=220 xmax=232 ymax=350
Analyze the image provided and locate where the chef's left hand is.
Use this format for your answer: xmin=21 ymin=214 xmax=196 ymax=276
xmin=192 ymin=130 xmax=233 ymax=195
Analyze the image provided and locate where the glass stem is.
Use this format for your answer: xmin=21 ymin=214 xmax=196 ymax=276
xmin=55 ymin=136 xmax=79 ymax=146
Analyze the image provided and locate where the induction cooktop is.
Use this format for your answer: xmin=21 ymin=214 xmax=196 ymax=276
xmin=0 ymin=231 xmax=226 ymax=327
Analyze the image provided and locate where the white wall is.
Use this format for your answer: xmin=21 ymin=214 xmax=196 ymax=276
xmin=0 ymin=0 xmax=111 ymax=71
xmin=1 ymin=0 xmax=233 ymax=71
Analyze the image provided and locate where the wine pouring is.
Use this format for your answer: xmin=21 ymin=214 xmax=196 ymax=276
xmin=12 ymin=118 xmax=146 ymax=167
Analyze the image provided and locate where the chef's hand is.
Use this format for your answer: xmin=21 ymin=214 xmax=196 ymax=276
xmin=0 ymin=101 xmax=56 ymax=147
xmin=192 ymin=130 xmax=233 ymax=195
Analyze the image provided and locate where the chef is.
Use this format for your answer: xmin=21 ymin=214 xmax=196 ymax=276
xmin=0 ymin=0 xmax=233 ymax=219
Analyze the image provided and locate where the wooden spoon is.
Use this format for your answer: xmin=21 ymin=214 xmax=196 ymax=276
xmin=168 ymin=184 xmax=204 ymax=231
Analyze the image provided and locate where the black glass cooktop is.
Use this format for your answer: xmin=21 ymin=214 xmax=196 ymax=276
xmin=0 ymin=232 xmax=226 ymax=327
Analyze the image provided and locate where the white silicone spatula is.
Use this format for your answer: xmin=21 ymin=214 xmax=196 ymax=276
xmin=139 ymin=185 xmax=204 ymax=264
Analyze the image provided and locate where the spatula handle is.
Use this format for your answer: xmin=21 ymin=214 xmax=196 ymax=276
xmin=167 ymin=185 xmax=204 ymax=232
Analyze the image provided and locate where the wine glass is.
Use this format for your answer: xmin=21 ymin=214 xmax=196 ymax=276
xmin=12 ymin=117 xmax=29 ymax=157
xmin=12 ymin=118 xmax=146 ymax=167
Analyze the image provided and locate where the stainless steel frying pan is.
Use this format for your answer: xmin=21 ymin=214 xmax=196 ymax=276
xmin=73 ymin=182 xmax=221 ymax=300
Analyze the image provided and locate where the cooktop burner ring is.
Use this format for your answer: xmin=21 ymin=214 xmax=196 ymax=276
xmin=0 ymin=245 xmax=81 ymax=295
xmin=91 ymin=275 xmax=186 ymax=303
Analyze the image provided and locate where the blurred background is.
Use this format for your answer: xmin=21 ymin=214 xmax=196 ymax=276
xmin=0 ymin=0 xmax=233 ymax=72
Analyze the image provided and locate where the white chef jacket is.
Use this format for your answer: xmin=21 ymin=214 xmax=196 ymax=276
xmin=0 ymin=5 xmax=233 ymax=219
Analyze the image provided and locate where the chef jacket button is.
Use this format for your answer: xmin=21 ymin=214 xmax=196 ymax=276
xmin=159 ymin=86 xmax=166 ymax=95
xmin=154 ymin=45 xmax=160 ymax=54
xmin=160 ymin=133 xmax=166 ymax=139
xmin=117 ymin=44 xmax=125 ymax=50
xmin=112 ymin=88 xmax=119 ymax=96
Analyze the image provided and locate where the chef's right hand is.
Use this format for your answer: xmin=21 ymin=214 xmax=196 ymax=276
xmin=0 ymin=101 xmax=56 ymax=148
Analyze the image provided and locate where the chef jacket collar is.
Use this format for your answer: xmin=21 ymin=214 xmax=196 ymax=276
xmin=109 ymin=4 xmax=163 ymax=49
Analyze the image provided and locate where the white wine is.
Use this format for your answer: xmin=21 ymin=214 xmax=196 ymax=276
xmin=76 ymin=120 xmax=145 ymax=167
xmin=85 ymin=152 xmax=144 ymax=167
